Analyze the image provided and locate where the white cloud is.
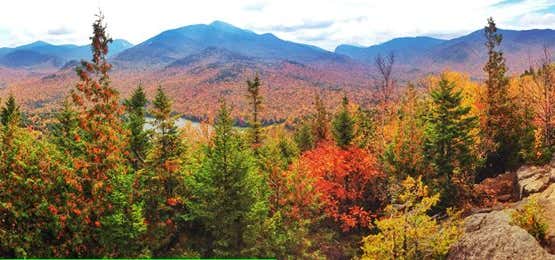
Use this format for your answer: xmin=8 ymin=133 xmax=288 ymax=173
xmin=0 ymin=0 xmax=554 ymax=50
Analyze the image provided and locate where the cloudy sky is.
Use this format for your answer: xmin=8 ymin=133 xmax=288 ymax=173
xmin=0 ymin=0 xmax=554 ymax=50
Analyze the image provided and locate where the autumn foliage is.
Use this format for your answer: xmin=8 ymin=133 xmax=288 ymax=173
xmin=2 ymin=14 xmax=555 ymax=259
xmin=295 ymin=142 xmax=386 ymax=231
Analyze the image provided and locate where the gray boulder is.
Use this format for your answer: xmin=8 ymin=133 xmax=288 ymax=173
xmin=448 ymin=210 xmax=554 ymax=259
xmin=517 ymin=165 xmax=552 ymax=198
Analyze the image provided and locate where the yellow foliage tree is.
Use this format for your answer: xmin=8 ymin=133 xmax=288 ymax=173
xmin=361 ymin=176 xmax=462 ymax=260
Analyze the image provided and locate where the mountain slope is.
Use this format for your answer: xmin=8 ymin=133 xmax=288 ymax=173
xmin=0 ymin=39 xmax=133 ymax=70
xmin=335 ymin=36 xmax=446 ymax=63
xmin=336 ymin=29 xmax=555 ymax=75
xmin=115 ymin=21 xmax=346 ymax=66
xmin=0 ymin=49 xmax=63 ymax=69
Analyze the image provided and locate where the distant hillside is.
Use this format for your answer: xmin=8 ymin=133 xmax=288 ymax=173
xmin=0 ymin=39 xmax=133 ymax=70
xmin=335 ymin=29 xmax=555 ymax=76
xmin=0 ymin=49 xmax=63 ymax=69
xmin=336 ymin=37 xmax=446 ymax=64
xmin=115 ymin=21 xmax=347 ymax=66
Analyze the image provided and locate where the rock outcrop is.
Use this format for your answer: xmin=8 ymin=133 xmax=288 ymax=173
xmin=449 ymin=162 xmax=555 ymax=259
xmin=448 ymin=209 xmax=554 ymax=259
xmin=517 ymin=162 xmax=555 ymax=198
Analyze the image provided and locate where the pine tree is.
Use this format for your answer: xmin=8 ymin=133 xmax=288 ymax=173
xmin=483 ymin=17 xmax=520 ymax=174
xmin=124 ymin=84 xmax=149 ymax=170
xmin=312 ymin=93 xmax=329 ymax=143
xmin=332 ymin=95 xmax=354 ymax=148
xmin=294 ymin=121 xmax=314 ymax=152
xmin=424 ymin=77 xmax=478 ymax=208
xmin=1 ymin=95 xmax=20 ymax=127
xmin=246 ymin=75 xmax=264 ymax=149
xmin=188 ymin=100 xmax=268 ymax=257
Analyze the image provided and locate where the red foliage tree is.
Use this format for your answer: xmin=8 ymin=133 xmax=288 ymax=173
xmin=294 ymin=142 xmax=387 ymax=231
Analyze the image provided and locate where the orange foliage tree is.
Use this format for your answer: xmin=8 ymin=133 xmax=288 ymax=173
xmin=67 ymin=12 xmax=145 ymax=257
xmin=295 ymin=142 xmax=387 ymax=231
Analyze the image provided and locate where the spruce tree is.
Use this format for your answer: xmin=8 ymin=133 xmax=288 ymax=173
xmin=483 ymin=17 xmax=520 ymax=174
xmin=69 ymin=12 xmax=145 ymax=257
xmin=0 ymin=95 xmax=20 ymax=174
xmin=188 ymin=100 xmax=268 ymax=257
xmin=146 ymin=86 xmax=185 ymax=198
xmin=51 ymin=98 xmax=84 ymax=156
xmin=332 ymin=95 xmax=355 ymax=148
xmin=424 ymin=77 xmax=478 ymax=208
xmin=294 ymin=122 xmax=315 ymax=152
xmin=1 ymin=95 xmax=20 ymax=127
xmin=138 ymin=86 xmax=188 ymax=256
xmin=312 ymin=93 xmax=329 ymax=143
xmin=246 ymin=75 xmax=264 ymax=149
xmin=124 ymin=84 xmax=149 ymax=170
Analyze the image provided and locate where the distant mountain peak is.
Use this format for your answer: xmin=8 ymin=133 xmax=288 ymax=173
xmin=18 ymin=40 xmax=52 ymax=49
xmin=208 ymin=20 xmax=251 ymax=34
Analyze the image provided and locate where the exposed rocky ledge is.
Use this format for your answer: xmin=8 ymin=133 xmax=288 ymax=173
xmin=448 ymin=162 xmax=555 ymax=259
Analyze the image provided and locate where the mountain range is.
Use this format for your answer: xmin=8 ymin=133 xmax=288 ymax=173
xmin=1 ymin=21 xmax=555 ymax=121
xmin=1 ymin=21 xmax=554 ymax=75
xmin=0 ymin=39 xmax=133 ymax=70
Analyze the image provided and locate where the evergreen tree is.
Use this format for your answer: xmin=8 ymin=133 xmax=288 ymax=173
xmin=482 ymin=17 xmax=520 ymax=174
xmin=246 ymin=75 xmax=264 ymax=149
xmin=0 ymin=95 xmax=20 ymax=174
xmin=1 ymin=95 xmax=20 ymax=127
xmin=69 ymin=12 xmax=145 ymax=257
xmin=188 ymin=100 xmax=268 ymax=257
xmin=124 ymin=84 xmax=150 ymax=170
xmin=353 ymin=107 xmax=376 ymax=150
xmin=424 ymin=77 xmax=478 ymax=208
xmin=312 ymin=93 xmax=329 ymax=143
xmin=332 ymin=95 xmax=355 ymax=148
xmin=294 ymin=121 xmax=315 ymax=152
xmin=138 ymin=86 xmax=188 ymax=256
xmin=51 ymin=98 xmax=84 ymax=156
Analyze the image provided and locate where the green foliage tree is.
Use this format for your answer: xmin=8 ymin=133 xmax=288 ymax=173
xmin=0 ymin=126 xmax=75 ymax=257
xmin=294 ymin=121 xmax=315 ymax=152
xmin=482 ymin=17 xmax=521 ymax=174
xmin=252 ymin=135 xmax=325 ymax=258
xmin=0 ymin=95 xmax=20 ymax=127
xmin=51 ymin=98 xmax=84 ymax=157
xmin=124 ymin=84 xmax=150 ymax=170
xmin=332 ymin=95 xmax=355 ymax=148
xmin=187 ymin=100 xmax=269 ymax=257
xmin=137 ymin=86 xmax=189 ymax=256
xmin=424 ymin=77 xmax=478 ymax=208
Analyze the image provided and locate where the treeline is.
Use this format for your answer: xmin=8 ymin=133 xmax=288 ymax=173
xmin=0 ymin=14 xmax=554 ymax=259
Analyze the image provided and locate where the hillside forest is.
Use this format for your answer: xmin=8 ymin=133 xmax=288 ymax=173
xmin=0 ymin=13 xmax=554 ymax=259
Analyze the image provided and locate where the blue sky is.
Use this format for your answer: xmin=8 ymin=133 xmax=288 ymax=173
xmin=0 ymin=0 xmax=554 ymax=50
